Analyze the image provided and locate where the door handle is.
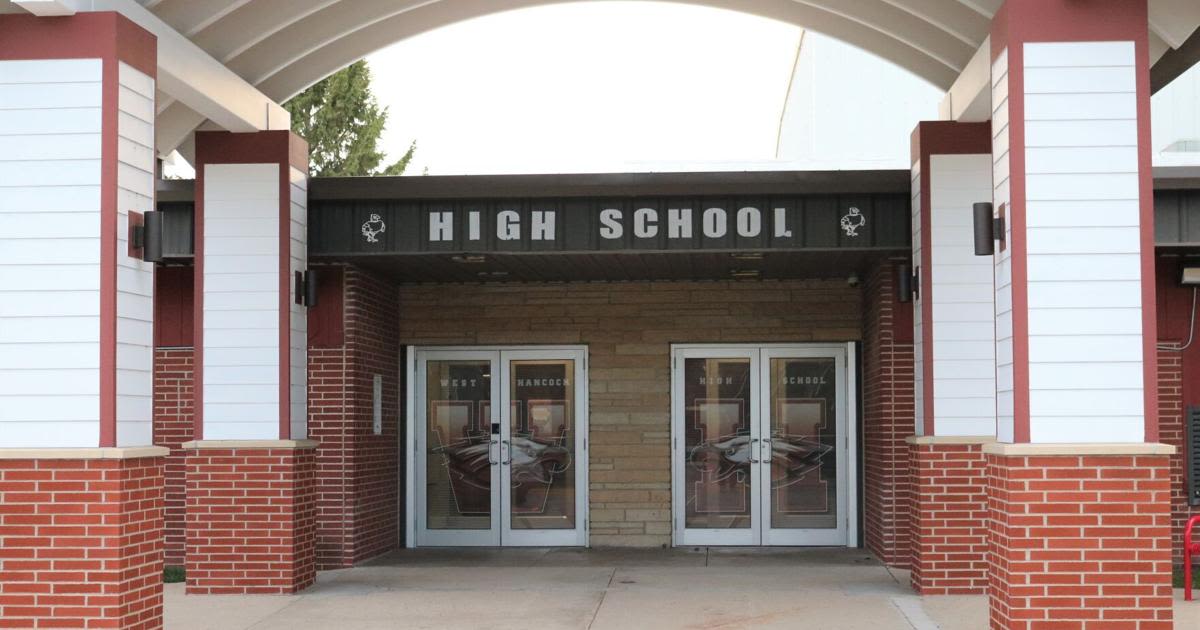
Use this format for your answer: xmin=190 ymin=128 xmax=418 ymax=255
xmin=749 ymin=438 xmax=759 ymax=464
xmin=501 ymin=439 xmax=512 ymax=465
xmin=489 ymin=438 xmax=499 ymax=466
xmin=762 ymin=438 xmax=773 ymax=462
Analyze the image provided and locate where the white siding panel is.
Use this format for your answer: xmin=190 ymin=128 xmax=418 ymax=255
xmin=1024 ymin=120 xmax=1138 ymax=148
xmin=114 ymin=63 xmax=155 ymax=447
xmin=0 ymin=421 xmax=98 ymax=449
xmin=1019 ymin=41 xmax=1145 ymax=443
xmin=1023 ymin=41 xmax=1134 ymax=67
xmin=0 ymin=185 xmax=100 ymax=213
xmin=0 ymin=58 xmax=102 ymax=83
xmin=1024 ymin=66 xmax=1136 ymax=94
xmin=1029 ymin=362 xmax=1142 ymax=389
xmin=202 ymin=417 xmax=278 ymax=441
xmin=910 ymin=162 xmax=924 ymax=435
xmin=0 ymin=108 xmax=102 ymax=136
xmin=0 ymin=59 xmax=103 ymax=447
xmin=202 ymin=163 xmax=282 ymax=440
xmin=992 ymin=48 xmax=1015 ymax=443
xmin=1025 ymin=200 xmax=1139 ymax=228
xmin=0 ymin=133 xmax=102 ymax=160
xmin=289 ymin=167 xmax=308 ymax=439
xmin=929 ymin=154 xmax=995 ymax=437
xmin=1029 ymin=417 xmax=1143 ymax=444
xmin=1028 ymin=308 xmax=1143 ymax=336
xmin=1025 ymin=147 xmax=1138 ymax=174
xmin=0 ymin=82 xmax=102 ymax=110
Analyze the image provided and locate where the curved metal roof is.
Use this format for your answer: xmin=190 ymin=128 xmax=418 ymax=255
xmin=115 ymin=0 xmax=1200 ymax=155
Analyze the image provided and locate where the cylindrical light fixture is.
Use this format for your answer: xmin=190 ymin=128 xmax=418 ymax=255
xmin=143 ymin=210 xmax=163 ymax=263
xmin=973 ymin=202 xmax=994 ymax=256
xmin=897 ymin=263 xmax=912 ymax=303
xmin=304 ymin=269 xmax=319 ymax=308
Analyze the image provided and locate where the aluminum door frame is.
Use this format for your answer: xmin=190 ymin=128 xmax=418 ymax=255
xmin=500 ymin=348 xmax=589 ymax=547
xmin=759 ymin=345 xmax=853 ymax=546
xmin=413 ymin=348 xmax=502 ymax=547
xmin=670 ymin=343 xmax=858 ymax=548
xmin=408 ymin=345 xmax=589 ymax=548
xmin=671 ymin=345 xmax=762 ymax=546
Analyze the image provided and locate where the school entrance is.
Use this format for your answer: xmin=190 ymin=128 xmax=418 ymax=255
xmin=671 ymin=344 xmax=855 ymax=547
xmin=410 ymin=346 xmax=589 ymax=547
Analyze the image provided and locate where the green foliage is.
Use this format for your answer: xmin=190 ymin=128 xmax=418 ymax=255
xmin=283 ymin=60 xmax=416 ymax=177
xmin=163 ymin=566 xmax=185 ymax=583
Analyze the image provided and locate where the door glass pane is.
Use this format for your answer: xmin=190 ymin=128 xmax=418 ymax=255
xmin=768 ymin=357 xmax=837 ymax=529
xmin=425 ymin=360 xmax=492 ymax=530
xmin=509 ymin=360 xmax=576 ymax=530
xmin=683 ymin=357 xmax=753 ymax=529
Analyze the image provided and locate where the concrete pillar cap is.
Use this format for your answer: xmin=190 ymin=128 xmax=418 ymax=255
xmin=0 ymin=446 xmax=170 ymax=460
xmin=182 ymin=439 xmax=318 ymax=450
xmin=981 ymin=442 xmax=1176 ymax=456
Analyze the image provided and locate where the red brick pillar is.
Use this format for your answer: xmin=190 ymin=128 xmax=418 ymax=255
xmin=186 ymin=130 xmax=316 ymax=594
xmin=862 ymin=260 xmax=915 ymax=569
xmin=981 ymin=1 xmax=1173 ymax=627
xmin=985 ymin=447 xmax=1174 ymax=630
xmin=908 ymin=438 xmax=991 ymax=595
xmin=905 ymin=121 xmax=995 ymax=590
xmin=0 ymin=12 xmax=166 ymax=630
xmin=0 ymin=449 xmax=167 ymax=629
xmin=183 ymin=441 xmax=317 ymax=594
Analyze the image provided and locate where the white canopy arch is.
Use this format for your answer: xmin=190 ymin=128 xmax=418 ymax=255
xmin=14 ymin=0 xmax=1197 ymax=156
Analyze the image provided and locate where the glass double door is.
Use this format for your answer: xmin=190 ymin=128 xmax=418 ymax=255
xmin=415 ymin=347 xmax=587 ymax=547
xmin=672 ymin=345 xmax=854 ymax=546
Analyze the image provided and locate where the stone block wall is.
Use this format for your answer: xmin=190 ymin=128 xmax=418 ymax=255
xmin=397 ymin=278 xmax=863 ymax=546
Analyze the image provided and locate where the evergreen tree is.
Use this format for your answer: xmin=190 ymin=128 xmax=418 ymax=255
xmin=283 ymin=60 xmax=416 ymax=177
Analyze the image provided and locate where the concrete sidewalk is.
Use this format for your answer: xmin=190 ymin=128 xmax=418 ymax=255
xmin=164 ymin=548 xmax=1198 ymax=629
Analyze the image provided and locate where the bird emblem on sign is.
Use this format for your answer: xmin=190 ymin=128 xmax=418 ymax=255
xmin=361 ymin=213 xmax=386 ymax=243
xmin=840 ymin=207 xmax=865 ymax=237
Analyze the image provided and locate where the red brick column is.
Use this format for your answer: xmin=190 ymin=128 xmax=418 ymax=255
xmin=153 ymin=348 xmax=194 ymax=567
xmin=862 ymin=261 xmax=915 ymax=569
xmin=183 ymin=441 xmax=317 ymax=595
xmin=908 ymin=438 xmax=990 ymax=595
xmin=0 ymin=449 xmax=167 ymax=629
xmin=986 ymin=446 xmax=1174 ymax=630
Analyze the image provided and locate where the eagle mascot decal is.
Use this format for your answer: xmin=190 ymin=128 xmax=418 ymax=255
xmin=840 ymin=206 xmax=865 ymax=237
xmin=361 ymin=213 xmax=386 ymax=243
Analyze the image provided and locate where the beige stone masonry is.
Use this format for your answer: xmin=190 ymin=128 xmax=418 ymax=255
xmin=182 ymin=439 xmax=319 ymax=450
xmin=400 ymin=279 xmax=862 ymax=547
xmin=981 ymin=442 xmax=1176 ymax=456
xmin=906 ymin=435 xmax=995 ymax=446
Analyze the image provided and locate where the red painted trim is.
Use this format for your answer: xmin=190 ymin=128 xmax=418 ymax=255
xmin=194 ymin=131 xmax=309 ymax=440
xmin=0 ymin=13 xmax=155 ymax=77
xmin=308 ymin=267 xmax=346 ymax=348
xmin=278 ymin=163 xmax=291 ymax=440
xmin=1 ymin=13 xmax=156 ymax=447
xmin=154 ymin=267 xmax=194 ymax=347
xmin=992 ymin=0 xmax=1154 ymax=443
xmin=100 ymin=54 xmax=118 ymax=447
xmin=911 ymin=121 xmax=992 ymax=436
xmin=193 ymin=164 xmax=205 ymax=440
xmin=1132 ymin=7 xmax=1159 ymax=443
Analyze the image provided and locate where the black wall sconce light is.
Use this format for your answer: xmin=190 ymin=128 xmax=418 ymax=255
xmin=973 ymin=202 xmax=1004 ymax=256
xmin=897 ymin=263 xmax=919 ymax=303
xmin=294 ymin=269 xmax=319 ymax=308
xmin=130 ymin=210 xmax=164 ymax=263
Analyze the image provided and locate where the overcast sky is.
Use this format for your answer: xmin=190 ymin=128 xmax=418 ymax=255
xmin=366 ymin=2 xmax=802 ymax=176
